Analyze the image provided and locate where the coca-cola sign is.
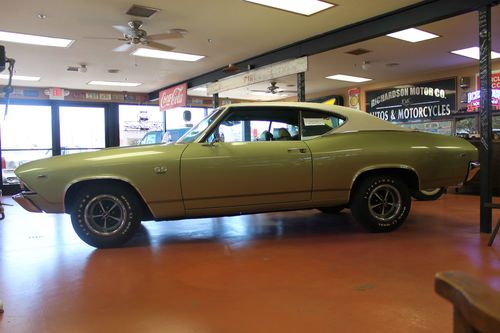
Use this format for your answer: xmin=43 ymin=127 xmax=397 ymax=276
xmin=159 ymin=83 xmax=187 ymax=111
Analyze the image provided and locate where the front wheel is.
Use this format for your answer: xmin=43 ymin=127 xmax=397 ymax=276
xmin=412 ymin=187 xmax=446 ymax=201
xmin=350 ymin=175 xmax=411 ymax=232
xmin=70 ymin=184 xmax=142 ymax=248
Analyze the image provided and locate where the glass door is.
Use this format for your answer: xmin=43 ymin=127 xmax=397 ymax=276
xmin=0 ymin=104 xmax=52 ymax=186
xmin=59 ymin=106 xmax=105 ymax=154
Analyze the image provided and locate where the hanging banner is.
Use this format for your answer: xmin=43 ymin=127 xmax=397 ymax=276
xmin=207 ymin=57 xmax=308 ymax=95
xmin=348 ymin=88 xmax=360 ymax=110
xmin=159 ymin=83 xmax=187 ymax=111
xmin=365 ymin=78 xmax=456 ymax=122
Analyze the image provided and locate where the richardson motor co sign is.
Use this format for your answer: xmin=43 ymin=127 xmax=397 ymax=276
xmin=159 ymin=83 xmax=187 ymax=111
xmin=366 ymin=78 xmax=456 ymax=122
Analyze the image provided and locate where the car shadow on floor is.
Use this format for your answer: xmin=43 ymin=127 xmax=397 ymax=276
xmin=124 ymin=209 xmax=365 ymax=248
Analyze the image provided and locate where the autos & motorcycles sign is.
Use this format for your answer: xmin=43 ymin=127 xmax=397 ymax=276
xmin=366 ymin=78 xmax=456 ymax=122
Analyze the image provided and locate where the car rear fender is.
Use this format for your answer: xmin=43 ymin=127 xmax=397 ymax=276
xmin=349 ymin=166 xmax=420 ymax=203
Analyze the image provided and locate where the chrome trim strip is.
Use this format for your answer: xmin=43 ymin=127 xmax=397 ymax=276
xmin=12 ymin=193 xmax=43 ymax=213
xmin=465 ymin=161 xmax=480 ymax=182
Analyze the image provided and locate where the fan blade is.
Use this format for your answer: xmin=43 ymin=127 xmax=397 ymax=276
xmin=148 ymin=30 xmax=184 ymax=41
xmin=145 ymin=41 xmax=174 ymax=52
xmin=113 ymin=43 xmax=134 ymax=52
xmin=113 ymin=25 xmax=131 ymax=34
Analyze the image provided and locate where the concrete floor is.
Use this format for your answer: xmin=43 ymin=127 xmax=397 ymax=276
xmin=0 ymin=193 xmax=499 ymax=333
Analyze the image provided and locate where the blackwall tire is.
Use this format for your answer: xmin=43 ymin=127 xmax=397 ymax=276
xmin=412 ymin=187 xmax=446 ymax=201
xmin=70 ymin=184 xmax=142 ymax=248
xmin=350 ymin=175 xmax=411 ymax=232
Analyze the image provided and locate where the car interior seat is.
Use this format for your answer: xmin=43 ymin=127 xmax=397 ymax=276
xmin=258 ymin=130 xmax=273 ymax=141
xmin=275 ymin=128 xmax=292 ymax=140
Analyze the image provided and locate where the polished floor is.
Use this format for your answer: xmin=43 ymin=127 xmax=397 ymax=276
xmin=0 ymin=193 xmax=499 ymax=333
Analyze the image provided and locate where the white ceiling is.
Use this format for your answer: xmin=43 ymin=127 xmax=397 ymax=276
xmin=0 ymin=0 xmax=499 ymax=101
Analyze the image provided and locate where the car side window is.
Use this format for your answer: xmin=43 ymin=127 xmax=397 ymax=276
xmin=301 ymin=110 xmax=345 ymax=140
xmin=206 ymin=107 xmax=300 ymax=143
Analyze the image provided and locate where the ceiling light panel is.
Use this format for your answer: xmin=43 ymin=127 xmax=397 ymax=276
xmin=450 ymin=46 xmax=500 ymax=60
xmin=325 ymin=74 xmax=372 ymax=83
xmin=132 ymin=48 xmax=205 ymax=62
xmin=88 ymin=81 xmax=142 ymax=87
xmin=0 ymin=74 xmax=41 ymax=81
xmin=0 ymin=31 xmax=74 ymax=47
xmin=244 ymin=0 xmax=335 ymax=16
xmin=386 ymin=28 xmax=439 ymax=43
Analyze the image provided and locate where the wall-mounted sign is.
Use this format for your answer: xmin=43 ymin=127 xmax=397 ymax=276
xmin=476 ymin=70 xmax=500 ymax=89
xmin=207 ymin=57 xmax=308 ymax=95
xmin=348 ymin=88 xmax=360 ymax=110
xmin=366 ymin=78 xmax=456 ymax=122
xmin=45 ymin=87 xmax=69 ymax=100
xmin=467 ymin=89 xmax=500 ymax=112
xmin=159 ymin=83 xmax=187 ymax=111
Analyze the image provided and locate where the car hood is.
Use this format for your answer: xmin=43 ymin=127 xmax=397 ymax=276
xmin=15 ymin=143 xmax=187 ymax=190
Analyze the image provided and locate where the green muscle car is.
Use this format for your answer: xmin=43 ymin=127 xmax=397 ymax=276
xmin=13 ymin=102 xmax=479 ymax=248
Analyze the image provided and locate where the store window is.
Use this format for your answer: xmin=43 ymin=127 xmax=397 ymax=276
xmin=455 ymin=116 xmax=479 ymax=139
xmin=0 ymin=104 xmax=52 ymax=185
xmin=60 ymin=106 xmax=105 ymax=154
xmin=119 ymin=105 xmax=164 ymax=146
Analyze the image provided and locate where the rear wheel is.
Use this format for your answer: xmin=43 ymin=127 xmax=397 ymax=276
xmin=350 ymin=175 xmax=411 ymax=232
xmin=70 ymin=184 xmax=142 ymax=248
xmin=412 ymin=187 xmax=446 ymax=201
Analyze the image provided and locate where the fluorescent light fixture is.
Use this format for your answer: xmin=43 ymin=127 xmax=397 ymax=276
xmin=191 ymin=87 xmax=207 ymax=92
xmin=132 ymin=48 xmax=205 ymax=62
xmin=326 ymin=74 xmax=372 ymax=83
xmin=244 ymin=0 xmax=334 ymax=16
xmin=88 ymin=81 xmax=142 ymax=87
xmin=0 ymin=30 xmax=74 ymax=47
xmin=0 ymin=74 xmax=41 ymax=81
xmin=450 ymin=46 xmax=500 ymax=60
xmin=386 ymin=28 xmax=439 ymax=43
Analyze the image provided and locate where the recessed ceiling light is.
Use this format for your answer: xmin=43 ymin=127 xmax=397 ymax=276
xmin=325 ymin=74 xmax=372 ymax=83
xmin=88 ymin=81 xmax=142 ymax=87
xmin=0 ymin=74 xmax=41 ymax=81
xmin=386 ymin=28 xmax=439 ymax=43
xmin=132 ymin=48 xmax=205 ymax=62
xmin=190 ymin=87 xmax=207 ymax=92
xmin=450 ymin=46 xmax=500 ymax=60
xmin=244 ymin=0 xmax=335 ymax=16
xmin=0 ymin=31 xmax=74 ymax=47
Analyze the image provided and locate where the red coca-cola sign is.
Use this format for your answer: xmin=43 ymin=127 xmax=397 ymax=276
xmin=159 ymin=83 xmax=187 ymax=111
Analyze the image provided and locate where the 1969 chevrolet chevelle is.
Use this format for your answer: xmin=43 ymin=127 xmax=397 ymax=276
xmin=14 ymin=102 xmax=479 ymax=248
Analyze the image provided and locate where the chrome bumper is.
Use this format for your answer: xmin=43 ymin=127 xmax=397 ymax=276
xmin=465 ymin=161 xmax=480 ymax=183
xmin=12 ymin=192 xmax=43 ymax=213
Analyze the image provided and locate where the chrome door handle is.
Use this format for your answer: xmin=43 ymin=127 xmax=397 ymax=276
xmin=287 ymin=148 xmax=307 ymax=153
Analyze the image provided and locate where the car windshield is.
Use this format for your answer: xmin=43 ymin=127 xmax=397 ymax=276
xmin=177 ymin=108 xmax=224 ymax=143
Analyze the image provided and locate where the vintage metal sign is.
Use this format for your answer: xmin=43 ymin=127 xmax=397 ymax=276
xmin=207 ymin=57 xmax=308 ymax=95
xmin=365 ymin=78 xmax=456 ymax=122
xmin=159 ymin=83 xmax=187 ymax=111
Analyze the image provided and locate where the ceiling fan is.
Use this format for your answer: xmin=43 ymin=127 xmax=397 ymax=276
xmin=251 ymin=81 xmax=297 ymax=94
xmin=101 ymin=20 xmax=187 ymax=52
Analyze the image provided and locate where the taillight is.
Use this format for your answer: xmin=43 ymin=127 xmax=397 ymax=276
xmin=1 ymin=157 xmax=5 ymax=169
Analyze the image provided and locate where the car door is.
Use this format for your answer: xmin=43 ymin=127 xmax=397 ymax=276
xmin=180 ymin=106 xmax=312 ymax=210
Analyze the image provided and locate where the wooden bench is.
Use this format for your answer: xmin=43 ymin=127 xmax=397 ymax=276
xmin=435 ymin=271 xmax=500 ymax=333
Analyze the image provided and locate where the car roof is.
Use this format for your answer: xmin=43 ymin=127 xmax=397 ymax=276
xmin=226 ymin=102 xmax=410 ymax=133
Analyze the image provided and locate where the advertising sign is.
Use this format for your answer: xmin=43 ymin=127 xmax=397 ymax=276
xmin=365 ymin=78 xmax=456 ymax=122
xmin=466 ymin=89 xmax=500 ymax=112
xmin=159 ymin=83 xmax=187 ymax=111
xmin=348 ymin=88 xmax=360 ymax=110
xmin=207 ymin=57 xmax=308 ymax=95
